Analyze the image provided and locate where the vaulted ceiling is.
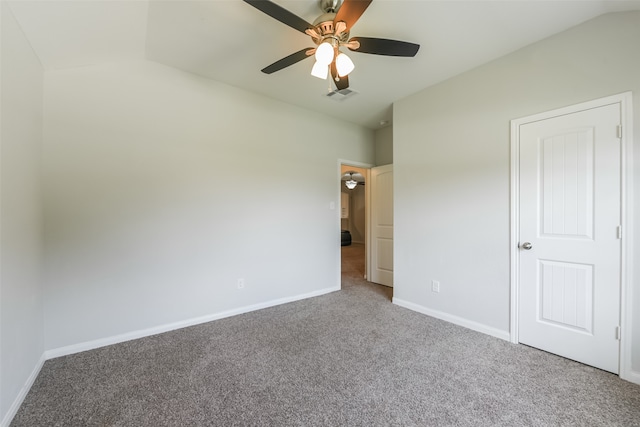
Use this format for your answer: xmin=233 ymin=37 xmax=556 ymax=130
xmin=8 ymin=0 xmax=640 ymax=129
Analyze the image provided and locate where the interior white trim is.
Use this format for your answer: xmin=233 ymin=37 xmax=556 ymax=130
xmin=6 ymin=286 xmax=340 ymax=426
xmin=393 ymin=298 xmax=511 ymax=342
xmin=45 ymin=286 xmax=339 ymax=360
xmin=0 ymin=354 xmax=45 ymax=427
xmin=509 ymin=91 xmax=635 ymax=383
xmin=619 ymin=92 xmax=635 ymax=384
xmin=509 ymin=111 xmax=521 ymax=345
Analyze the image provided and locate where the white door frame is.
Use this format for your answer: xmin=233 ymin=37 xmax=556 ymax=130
xmin=369 ymin=164 xmax=394 ymax=287
xmin=338 ymin=159 xmax=374 ymax=287
xmin=509 ymin=92 xmax=635 ymax=383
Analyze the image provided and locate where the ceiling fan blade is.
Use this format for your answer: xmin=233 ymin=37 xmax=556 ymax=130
xmin=334 ymin=0 xmax=372 ymax=32
xmin=244 ymin=0 xmax=313 ymax=34
xmin=348 ymin=37 xmax=420 ymax=57
xmin=261 ymin=48 xmax=315 ymax=74
xmin=330 ymin=61 xmax=350 ymax=91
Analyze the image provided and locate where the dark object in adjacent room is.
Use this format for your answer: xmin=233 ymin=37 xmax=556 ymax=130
xmin=341 ymin=229 xmax=352 ymax=246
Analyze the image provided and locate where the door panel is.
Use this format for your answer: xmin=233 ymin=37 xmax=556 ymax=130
xmin=518 ymin=104 xmax=621 ymax=373
xmin=539 ymin=260 xmax=593 ymax=333
xmin=541 ymin=129 xmax=594 ymax=238
xmin=370 ymin=164 xmax=393 ymax=287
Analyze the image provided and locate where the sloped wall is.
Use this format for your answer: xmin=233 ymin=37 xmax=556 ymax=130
xmin=0 ymin=3 xmax=45 ymax=423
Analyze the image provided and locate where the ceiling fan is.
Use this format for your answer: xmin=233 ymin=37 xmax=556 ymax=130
xmin=243 ymin=0 xmax=420 ymax=91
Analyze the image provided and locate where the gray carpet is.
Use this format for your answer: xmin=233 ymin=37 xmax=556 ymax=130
xmin=11 ymin=243 xmax=640 ymax=426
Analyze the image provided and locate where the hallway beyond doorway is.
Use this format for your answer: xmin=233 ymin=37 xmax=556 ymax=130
xmin=341 ymin=243 xmax=392 ymax=300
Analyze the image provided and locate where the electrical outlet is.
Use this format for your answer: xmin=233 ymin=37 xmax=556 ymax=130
xmin=431 ymin=280 xmax=440 ymax=293
xmin=237 ymin=278 xmax=245 ymax=290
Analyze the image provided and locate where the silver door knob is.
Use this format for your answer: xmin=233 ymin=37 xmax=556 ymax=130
xmin=520 ymin=242 xmax=533 ymax=250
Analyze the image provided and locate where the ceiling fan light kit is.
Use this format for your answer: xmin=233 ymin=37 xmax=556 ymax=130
xmin=335 ymin=52 xmax=355 ymax=77
xmin=244 ymin=0 xmax=420 ymax=91
xmin=315 ymin=41 xmax=335 ymax=65
xmin=311 ymin=60 xmax=329 ymax=79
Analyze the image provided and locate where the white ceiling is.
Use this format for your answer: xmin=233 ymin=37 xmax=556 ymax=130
xmin=8 ymin=0 xmax=640 ymax=129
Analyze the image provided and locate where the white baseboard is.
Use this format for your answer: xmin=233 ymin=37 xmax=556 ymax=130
xmin=392 ymin=298 xmax=510 ymax=342
xmin=621 ymin=368 xmax=640 ymax=386
xmin=4 ymin=288 xmax=637 ymax=426
xmin=1 ymin=354 xmax=45 ymax=427
xmin=4 ymin=286 xmax=339 ymax=426
xmin=392 ymin=299 xmax=640 ymax=386
xmin=45 ymin=286 xmax=340 ymax=360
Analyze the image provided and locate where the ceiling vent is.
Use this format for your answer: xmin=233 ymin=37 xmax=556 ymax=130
xmin=325 ymin=88 xmax=358 ymax=101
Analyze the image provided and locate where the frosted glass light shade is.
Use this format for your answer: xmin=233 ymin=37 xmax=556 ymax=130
xmin=315 ymin=42 xmax=334 ymax=65
xmin=311 ymin=61 xmax=328 ymax=79
xmin=345 ymin=178 xmax=357 ymax=190
xmin=335 ymin=52 xmax=354 ymax=77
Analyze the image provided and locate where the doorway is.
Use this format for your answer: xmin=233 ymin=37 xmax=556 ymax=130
xmin=340 ymin=165 xmax=368 ymax=286
xmin=339 ymin=161 xmax=395 ymax=301
xmin=510 ymin=93 xmax=634 ymax=378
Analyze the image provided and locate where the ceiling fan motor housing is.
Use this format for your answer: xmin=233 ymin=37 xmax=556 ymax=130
xmin=311 ymin=13 xmax=350 ymax=46
xmin=319 ymin=0 xmax=342 ymax=13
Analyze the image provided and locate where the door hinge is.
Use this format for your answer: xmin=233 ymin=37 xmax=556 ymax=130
xmin=616 ymin=125 xmax=623 ymax=139
xmin=615 ymin=326 xmax=621 ymax=340
xmin=617 ymin=225 xmax=622 ymax=239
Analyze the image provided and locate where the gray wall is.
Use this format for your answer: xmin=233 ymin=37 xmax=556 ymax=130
xmin=1 ymin=28 xmax=374 ymax=421
xmin=0 ymin=3 xmax=45 ymax=423
xmin=375 ymin=125 xmax=393 ymax=166
xmin=394 ymin=11 xmax=640 ymax=377
xmin=42 ymin=60 xmax=375 ymax=351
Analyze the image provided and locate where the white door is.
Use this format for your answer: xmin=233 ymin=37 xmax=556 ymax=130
xmin=370 ymin=164 xmax=393 ymax=287
xmin=518 ymin=103 xmax=621 ymax=373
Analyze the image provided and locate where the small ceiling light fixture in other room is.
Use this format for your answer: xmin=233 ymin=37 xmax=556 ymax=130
xmin=345 ymin=173 xmax=358 ymax=190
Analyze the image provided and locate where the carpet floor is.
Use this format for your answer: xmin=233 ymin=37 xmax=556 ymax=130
xmin=11 ymin=243 xmax=640 ymax=426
